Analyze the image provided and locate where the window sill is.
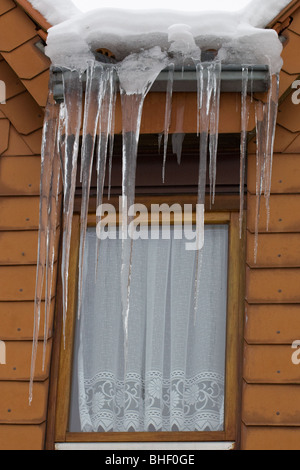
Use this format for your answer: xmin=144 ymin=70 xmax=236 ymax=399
xmin=55 ymin=442 xmax=235 ymax=451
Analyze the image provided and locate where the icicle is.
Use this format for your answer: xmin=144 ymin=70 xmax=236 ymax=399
xmin=107 ymin=71 xmax=117 ymax=200
xmin=77 ymin=61 xmax=104 ymax=317
xmin=162 ymin=64 xmax=175 ymax=183
xmin=194 ymin=62 xmax=215 ymax=323
xmin=117 ymin=47 xmax=168 ymax=367
xmin=43 ymin=142 xmax=61 ymax=370
xmin=30 ymin=71 xmax=60 ymax=404
xmin=95 ymin=66 xmax=116 ymax=277
xmin=254 ymin=100 xmax=266 ymax=264
xmin=239 ymin=66 xmax=250 ymax=238
xmin=172 ymin=133 xmax=185 ymax=165
xmin=264 ymin=72 xmax=280 ymax=231
xmin=158 ymin=133 xmax=163 ymax=154
xmin=172 ymin=101 xmax=185 ymax=164
xmin=209 ymin=61 xmax=221 ymax=207
xmin=61 ymin=69 xmax=83 ymax=344
xmin=119 ymin=92 xmax=145 ymax=366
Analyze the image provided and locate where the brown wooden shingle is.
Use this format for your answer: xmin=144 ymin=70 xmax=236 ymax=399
xmin=242 ymin=383 xmax=300 ymax=426
xmin=0 ymin=7 xmax=36 ymax=53
xmin=0 ymin=423 xmax=46 ymax=450
xmin=241 ymin=424 xmax=300 ymax=450
xmin=0 ymin=91 xmax=44 ymax=135
xmin=247 ymin=232 xmax=300 ymax=268
xmin=247 ymin=153 xmax=300 ymax=195
xmin=0 ymin=300 xmax=55 ymax=340
xmin=245 ymin=303 xmax=300 ymax=344
xmin=0 ymin=155 xmax=41 ymax=195
xmin=0 ymin=196 xmax=39 ymax=230
xmin=2 ymin=36 xmax=50 ymax=80
xmin=0 ymin=381 xmax=48 ymax=424
xmin=243 ymin=344 xmax=300 ymax=384
xmin=2 ymin=124 xmax=34 ymax=155
xmin=0 ymin=340 xmax=51 ymax=381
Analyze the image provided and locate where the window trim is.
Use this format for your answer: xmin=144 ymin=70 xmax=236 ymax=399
xmin=49 ymin=200 xmax=245 ymax=448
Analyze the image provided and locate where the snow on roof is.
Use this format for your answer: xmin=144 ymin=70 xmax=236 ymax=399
xmin=28 ymin=0 xmax=292 ymax=73
xmin=28 ymin=0 xmax=81 ymax=25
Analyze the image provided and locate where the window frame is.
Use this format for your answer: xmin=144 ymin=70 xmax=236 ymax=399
xmin=48 ymin=196 xmax=245 ymax=448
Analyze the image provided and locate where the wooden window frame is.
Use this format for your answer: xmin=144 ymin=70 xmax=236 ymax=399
xmin=47 ymin=196 xmax=245 ymax=448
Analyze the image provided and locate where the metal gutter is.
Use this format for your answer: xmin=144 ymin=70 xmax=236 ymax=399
xmin=52 ymin=64 xmax=270 ymax=102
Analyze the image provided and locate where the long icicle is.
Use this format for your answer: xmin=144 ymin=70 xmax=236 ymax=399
xmin=117 ymin=49 xmax=169 ymax=368
xmin=194 ymin=62 xmax=214 ymax=323
xmin=119 ymin=92 xmax=146 ymax=368
xmin=43 ymin=135 xmax=61 ymax=370
xmin=61 ymin=69 xmax=83 ymax=345
xmin=254 ymin=100 xmax=266 ymax=264
xmin=162 ymin=64 xmax=175 ymax=183
xmin=239 ymin=66 xmax=250 ymax=238
xmin=95 ymin=66 xmax=116 ymax=278
xmin=107 ymin=69 xmax=117 ymax=200
xmin=30 ymin=70 xmax=60 ymax=404
xmin=209 ymin=61 xmax=221 ymax=207
xmin=264 ymin=72 xmax=280 ymax=231
xmin=78 ymin=61 xmax=104 ymax=316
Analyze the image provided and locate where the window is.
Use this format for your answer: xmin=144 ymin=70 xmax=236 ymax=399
xmin=52 ymin=204 xmax=244 ymax=447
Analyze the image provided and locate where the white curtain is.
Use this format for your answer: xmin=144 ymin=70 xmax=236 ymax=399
xmin=74 ymin=225 xmax=228 ymax=433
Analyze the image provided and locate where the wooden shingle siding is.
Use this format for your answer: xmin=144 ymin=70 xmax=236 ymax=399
xmin=245 ymin=304 xmax=300 ymax=344
xmin=0 ymin=155 xmax=41 ymax=195
xmin=3 ymin=124 xmax=35 ymax=155
xmin=0 ymin=196 xmax=40 ymax=230
xmin=0 ymin=300 xmax=55 ymax=340
xmin=241 ymin=424 xmax=300 ymax=451
xmin=0 ymin=340 xmax=51 ymax=381
xmin=247 ymin=233 xmax=300 ymax=268
xmin=243 ymin=344 xmax=300 ymax=384
xmin=242 ymin=383 xmax=300 ymax=426
xmin=242 ymin=6 xmax=300 ymax=447
xmin=0 ymin=381 xmax=48 ymax=423
xmin=0 ymin=1 xmax=56 ymax=449
xmin=2 ymin=36 xmax=50 ymax=80
xmin=247 ymin=154 xmax=300 ymax=194
xmin=0 ymin=423 xmax=46 ymax=450
xmin=0 ymin=91 xmax=44 ymax=135
xmin=0 ymin=264 xmax=57 ymax=301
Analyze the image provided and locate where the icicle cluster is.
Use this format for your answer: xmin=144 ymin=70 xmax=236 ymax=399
xmin=30 ymin=46 xmax=280 ymax=403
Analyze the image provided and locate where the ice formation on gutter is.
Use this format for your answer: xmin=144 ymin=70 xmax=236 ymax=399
xmin=29 ymin=4 xmax=284 ymax=402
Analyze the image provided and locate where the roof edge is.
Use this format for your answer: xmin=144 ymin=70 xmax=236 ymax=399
xmin=267 ymin=0 xmax=300 ymax=27
xmin=15 ymin=0 xmax=52 ymax=32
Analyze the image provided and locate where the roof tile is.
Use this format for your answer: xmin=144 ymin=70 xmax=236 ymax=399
xmin=0 ymin=60 xmax=26 ymax=100
xmin=0 ymin=6 xmax=37 ymax=53
xmin=2 ymin=123 xmax=34 ymax=155
xmin=21 ymin=70 xmax=49 ymax=107
xmin=281 ymin=29 xmax=300 ymax=75
xmin=0 ymin=91 xmax=44 ymax=135
xmin=0 ymin=0 xmax=16 ymax=17
xmin=2 ymin=36 xmax=50 ymax=80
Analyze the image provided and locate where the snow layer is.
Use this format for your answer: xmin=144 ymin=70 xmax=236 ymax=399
xmin=28 ymin=0 xmax=81 ymax=25
xmin=241 ymin=0 xmax=292 ymax=28
xmin=45 ymin=7 xmax=285 ymax=73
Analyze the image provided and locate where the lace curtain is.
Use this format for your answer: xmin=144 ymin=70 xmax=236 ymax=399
xmin=69 ymin=225 xmax=228 ymax=433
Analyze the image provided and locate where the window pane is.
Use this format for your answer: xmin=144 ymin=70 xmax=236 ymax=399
xmin=69 ymin=225 xmax=228 ymax=433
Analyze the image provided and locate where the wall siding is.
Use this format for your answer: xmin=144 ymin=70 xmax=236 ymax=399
xmin=0 ymin=1 xmax=54 ymax=450
xmin=242 ymin=6 xmax=300 ymax=448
